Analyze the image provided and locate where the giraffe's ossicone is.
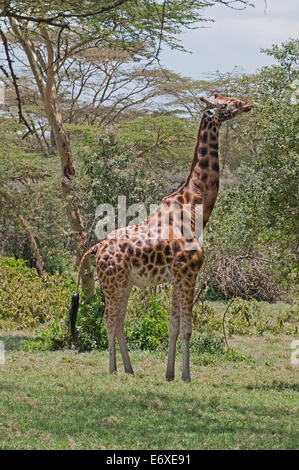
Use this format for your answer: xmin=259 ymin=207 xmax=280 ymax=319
xmin=69 ymin=93 xmax=254 ymax=382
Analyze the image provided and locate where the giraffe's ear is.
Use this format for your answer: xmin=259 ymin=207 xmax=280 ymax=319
xmin=200 ymin=96 xmax=216 ymax=107
xmin=200 ymin=96 xmax=209 ymax=103
xmin=214 ymin=93 xmax=225 ymax=99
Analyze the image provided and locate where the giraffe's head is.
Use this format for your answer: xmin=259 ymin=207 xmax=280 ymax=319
xmin=200 ymin=93 xmax=254 ymax=121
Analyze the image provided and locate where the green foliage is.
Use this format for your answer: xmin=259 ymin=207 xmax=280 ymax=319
xmin=43 ymin=255 xmax=72 ymax=275
xmin=2 ymin=254 xmax=297 ymax=354
xmin=2 ymin=1 xmax=212 ymax=57
xmin=81 ymin=133 xmax=164 ymax=205
xmin=0 ymin=113 xmax=71 ymax=272
xmin=78 ymin=133 xmax=165 ymax=246
xmin=25 ymin=289 xmax=107 ymax=352
xmin=126 ymin=295 xmax=169 ymax=351
xmin=192 ymin=297 xmax=298 ymax=337
xmin=223 ymin=348 xmax=252 ymax=363
xmin=65 ymin=123 xmax=100 ymax=149
xmin=189 ymin=333 xmax=252 ymax=366
xmin=190 ymin=333 xmax=225 ymax=354
xmin=76 ymin=290 xmax=108 ymax=351
xmin=192 ymin=301 xmax=223 ymax=332
xmin=25 ymin=292 xmax=168 ymax=353
xmin=120 ymin=115 xmax=196 ymax=164
xmin=25 ymin=287 xmax=298 ymax=352
xmin=0 ymin=257 xmax=74 ymax=330
xmin=23 ymin=318 xmax=70 ymax=352
xmin=200 ymin=39 xmax=299 ymax=298
xmin=228 ymin=298 xmax=299 ymax=336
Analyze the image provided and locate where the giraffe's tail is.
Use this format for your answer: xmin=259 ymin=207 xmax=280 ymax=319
xmin=69 ymin=244 xmax=99 ymax=345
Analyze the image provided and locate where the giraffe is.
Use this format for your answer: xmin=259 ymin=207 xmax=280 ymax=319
xmin=70 ymin=93 xmax=254 ymax=381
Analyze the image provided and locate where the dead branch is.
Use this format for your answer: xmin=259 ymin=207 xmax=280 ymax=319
xmin=0 ymin=27 xmax=34 ymax=137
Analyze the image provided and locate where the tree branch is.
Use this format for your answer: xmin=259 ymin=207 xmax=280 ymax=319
xmin=0 ymin=27 xmax=34 ymax=137
xmin=1 ymin=0 xmax=132 ymax=27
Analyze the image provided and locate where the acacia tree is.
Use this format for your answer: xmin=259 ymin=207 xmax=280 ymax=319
xmin=56 ymin=48 xmax=169 ymax=126
xmin=0 ymin=0 xmax=252 ymax=290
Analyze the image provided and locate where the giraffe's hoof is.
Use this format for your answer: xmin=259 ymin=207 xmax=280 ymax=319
xmin=182 ymin=374 xmax=191 ymax=382
xmin=166 ymin=373 xmax=175 ymax=381
xmin=125 ymin=368 xmax=134 ymax=375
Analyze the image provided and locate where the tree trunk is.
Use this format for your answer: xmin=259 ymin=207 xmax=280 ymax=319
xmin=0 ymin=189 xmax=44 ymax=275
xmin=9 ymin=18 xmax=94 ymax=294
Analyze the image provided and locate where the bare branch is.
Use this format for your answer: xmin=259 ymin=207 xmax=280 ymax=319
xmin=0 ymin=27 xmax=34 ymax=137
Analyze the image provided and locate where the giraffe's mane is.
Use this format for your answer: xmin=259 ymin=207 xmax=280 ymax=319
xmin=162 ymin=113 xmax=207 ymax=202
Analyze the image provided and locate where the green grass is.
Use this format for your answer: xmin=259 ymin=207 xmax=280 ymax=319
xmin=0 ymin=332 xmax=298 ymax=450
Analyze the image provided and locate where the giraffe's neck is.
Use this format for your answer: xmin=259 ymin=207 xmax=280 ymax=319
xmin=183 ymin=113 xmax=221 ymax=228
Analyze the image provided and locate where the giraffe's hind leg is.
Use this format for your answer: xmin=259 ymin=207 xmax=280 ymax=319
xmin=175 ymin=277 xmax=197 ymax=382
xmin=103 ymin=285 xmax=133 ymax=375
xmin=103 ymin=305 xmax=117 ymax=375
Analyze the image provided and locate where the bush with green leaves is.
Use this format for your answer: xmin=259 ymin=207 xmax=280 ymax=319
xmin=23 ymin=317 xmax=70 ymax=352
xmin=25 ymin=290 xmax=169 ymax=353
xmin=225 ymin=298 xmax=298 ymax=336
xmin=126 ymin=295 xmax=169 ymax=351
xmin=24 ymin=286 xmax=298 ymax=353
xmin=76 ymin=289 xmax=108 ymax=351
xmin=0 ymin=257 xmax=74 ymax=330
xmin=25 ymin=289 xmax=108 ymax=352
xmin=192 ymin=297 xmax=298 ymax=337
xmin=77 ymin=133 xmax=165 ymax=244
xmin=189 ymin=333 xmax=225 ymax=355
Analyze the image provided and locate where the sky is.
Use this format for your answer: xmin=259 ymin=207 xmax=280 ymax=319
xmin=160 ymin=0 xmax=299 ymax=79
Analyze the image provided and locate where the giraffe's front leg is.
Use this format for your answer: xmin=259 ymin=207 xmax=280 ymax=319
xmin=175 ymin=278 xmax=196 ymax=382
xmin=166 ymin=289 xmax=180 ymax=381
xmin=180 ymin=316 xmax=192 ymax=382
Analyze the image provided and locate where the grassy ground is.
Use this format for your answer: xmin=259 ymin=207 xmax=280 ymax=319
xmin=0 ymin=331 xmax=298 ymax=450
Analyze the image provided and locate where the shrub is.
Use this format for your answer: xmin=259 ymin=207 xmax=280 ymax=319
xmin=0 ymin=256 xmax=74 ymax=330
xmin=189 ymin=332 xmax=252 ymax=365
xmin=225 ymin=298 xmax=298 ymax=336
xmin=192 ymin=297 xmax=298 ymax=338
xmin=27 ymin=292 xmax=169 ymax=353
xmin=25 ymin=289 xmax=108 ymax=352
xmin=190 ymin=333 xmax=225 ymax=355
xmin=76 ymin=289 xmax=108 ymax=351
xmin=23 ymin=318 xmax=70 ymax=352
xmin=126 ymin=295 xmax=169 ymax=351
xmin=23 ymin=285 xmax=297 ymax=353
xmin=192 ymin=302 xmax=223 ymax=333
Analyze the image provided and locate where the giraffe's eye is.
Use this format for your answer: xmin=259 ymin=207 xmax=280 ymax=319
xmin=205 ymin=109 xmax=214 ymax=117
xmin=221 ymin=104 xmax=227 ymax=110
